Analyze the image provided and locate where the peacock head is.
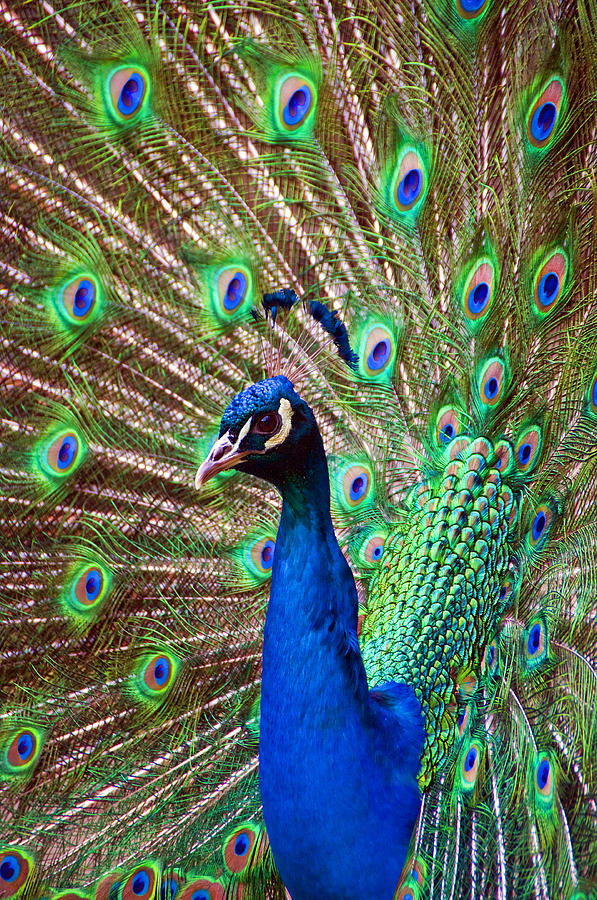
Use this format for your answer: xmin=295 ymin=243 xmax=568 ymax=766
xmin=196 ymin=376 xmax=320 ymax=489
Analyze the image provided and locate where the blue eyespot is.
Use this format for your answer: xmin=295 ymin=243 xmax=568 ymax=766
xmin=283 ymin=86 xmax=312 ymax=126
xmin=223 ymin=272 xmax=247 ymax=312
xmin=536 ymin=758 xmax=550 ymax=790
xmin=17 ymin=733 xmax=33 ymax=759
xmin=457 ymin=710 xmax=466 ymax=727
xmin=260 ymin=540 xmax=275 ymax=570
xmin=464 ymin=748 xmax=477 ymax=772
xmin=484 ymin=377 xmax=499 ymax=400
xmin=56 ymin=435 xmax=77 ymax=470
xmin=531 ymin=103 xmax=557 ymax=142
xmin=234 ymin=833 xmax=250 ymax=856
xmin=460 ymin=0 xmax=486 ymax=8
xmin=537 ymin=272 xmax=559 ymax=308
xmin=518 ymin=442 xmax=532 ymax=465
xmin=0 ymin=857 xmax=19 ymax=883
xmin=531 ymin=511 xmax=546 ymax=542
xmin=132 ymin=872 xmax=150 ymax=895
xmin=440 ymin=423 xmax=455 ymax=444
xmin=467 ymin=282 xmax=490 ymax=315
xmin=71 ymin=279 xmax=95 ymax=318
xmin=371 ymin=544 xmax=383 ymax=561
xmin=191 ymin=893 xmax=210 ymax=900
xmin=85 ymin=569 xmax=102 ymax=601
xmin=349 ymin=473 xmax=369 ymax=502
xmin=366 ymin=339 xmax=391 ymax=372
xmin=397 ymin=168 xmax=422 ymax=207
xmin=118 ymin=73 xmax=145 ymax=116
xmin=152 ymin=658 xmax=170 ymax=687
xmin=528 ymin=624 xmax=542 ymax=654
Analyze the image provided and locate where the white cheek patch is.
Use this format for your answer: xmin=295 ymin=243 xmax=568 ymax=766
xmin=265 ymin=397 xmax=293 ymax=449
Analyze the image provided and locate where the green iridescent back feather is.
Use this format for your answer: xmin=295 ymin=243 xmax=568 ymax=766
xmin=0 ymin=0 xmax=596 ymax=898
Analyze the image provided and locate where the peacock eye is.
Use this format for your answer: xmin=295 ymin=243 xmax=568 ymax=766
xmin=252 ymin=412 xmax=282 ymax=436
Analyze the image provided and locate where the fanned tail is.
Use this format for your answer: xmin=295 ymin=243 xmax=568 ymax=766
xmin=1 ymin=0 xmax=596 ymax=898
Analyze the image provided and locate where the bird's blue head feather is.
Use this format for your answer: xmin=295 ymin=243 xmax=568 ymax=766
xmin=197 ymin=376 xmax=322 ymax=490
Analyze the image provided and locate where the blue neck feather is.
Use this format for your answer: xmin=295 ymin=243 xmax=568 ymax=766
xmin=259 ymin=429 xmax=425 ymax=900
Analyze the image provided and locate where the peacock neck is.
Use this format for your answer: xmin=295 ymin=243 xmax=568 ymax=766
xmin=275 ymin=427 xmax=331 ymax=514
xmin=259 ymin=431 xmax=422 ymax=900
xmin=268 ymin=432 xmax=367 ymax=701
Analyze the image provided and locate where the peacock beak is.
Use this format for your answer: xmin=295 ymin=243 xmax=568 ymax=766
xmin=195 ymin=431 xmax=250 ymax=488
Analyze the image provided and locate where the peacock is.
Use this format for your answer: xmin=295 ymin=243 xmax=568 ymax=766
xmin=1 ymin=0 xmax=596 ymax=897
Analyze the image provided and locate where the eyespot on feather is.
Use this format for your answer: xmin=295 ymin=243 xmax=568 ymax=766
xmin=270 ymin=71 xmax=317 ymax=138
xmin=435 ymin=406 xmax=463 ymax=446
xmin=526 ymin=77 xmax=564 ymax=150
xmin=514 ymin=425 xmax=542 ymax=473
xmin=363 ymin=534 xmax=386 ymax=564
xmin=339 ymin=463 xmax=374 ymax=512
xmin=532 ymin=249 xmax=568 ymax=316
xmin=179 ymin=879 xmax=225 ymax=900
xmin=38 ymin=428 xmax=85 ymax=480
xmin=350 ymin=527 xmax=389 ymax=572
xmin=119 ymin=864 xmax=159 ymax=900
xmin=523 ymin=617 xmax=549 ymax=669
xmin=211 ymin=266 xmax=253 ymax=321
xmin=391 ymin=148 xmax=427 ymax=214
xmin=0 ymin=850 xmax=34 ymax=897
xmin=498 ymin=575 xmax=516 ymax=610
xmin=458 ymin=671 xmax=477 ymax=698
xmin=459 ymin=739 xmax=483 ymax=791
xmin=95 ymin=872 xmax=123 ymax=900
xmin=277 ymin=74 xmax=316 ymax=131
xmin=393 ymin=849 xmax=429 ymax=900
xmin=250 ymin=538 xmax=276 ymax=575
xmin=477 ymin=357 xmax=506 ymax=408
xmin=66 ymin=564 xmax=111 ymax=614
xmin=535 ymin=753 xmax=554 ymax=800
xmin=4 ymin=727 xmax=43 ymax=775
xmin=461 ymin=258 xmax=496 ymax=324
xmin=357 ymin=323 xmax=396 ymax=380
xmin=236 ymin=532 xmax=277 ymax=585
xmin=528 ymin=503 xmax=554 ymax=549
xmin=137 ymin=653 xmax=178 ymax=699
xmin=105 ymin=66 xmax=150 ymax=124
xmin=455 ymin=0 xmax=491 ymax=19
xmin=222 ymin=824 xmax=260 ymax=875
xmin=55 ymin=273 xmax=101 ymax=326
xmin=394 ymin=883 xmax=421 ymax=900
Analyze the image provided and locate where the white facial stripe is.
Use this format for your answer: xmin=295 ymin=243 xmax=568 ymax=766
xmin=231 ymin=417 xmax=252 ymax=453
xmin=265 ymin=397 xmax=293 ymax=449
